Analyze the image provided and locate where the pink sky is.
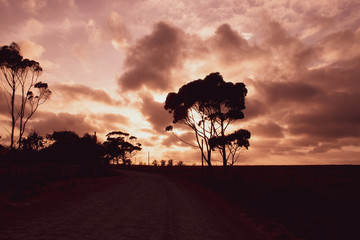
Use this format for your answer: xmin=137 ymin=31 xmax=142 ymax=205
xmin=1 ymin=0 xmax=360 ymax=165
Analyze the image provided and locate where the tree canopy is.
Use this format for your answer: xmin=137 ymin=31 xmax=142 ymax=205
xmin=165 ymin=72 xmax=250 ymax=167
xmin=103 ymin=131 xmax=142 ymax=165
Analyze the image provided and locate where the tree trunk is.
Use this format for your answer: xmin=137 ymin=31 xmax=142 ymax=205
xmin=220 ymin=120 xmax=228 ymax=181
xmin=10 ymin=78 xmax=15 ymax=150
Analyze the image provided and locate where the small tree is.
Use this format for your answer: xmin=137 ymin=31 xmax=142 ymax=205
xmin=0 ymin=42 xmax=51 ymax=150
xmin=152 ymin=160 xmax=159 ymax=166
xmin=103 ymin=131 xmax=142 ymax=165
xmin=160 ymin=160 xmax=166 ymax=166
xmin=167 ymin=159 xmax=173 ymax=166
xmin=21 ymin=130 xmax=45 ymax=151
xmin=209 ymin=129 xmax=250 ymax=166
xmin=176 ymin=160 xmax=184 ymax=166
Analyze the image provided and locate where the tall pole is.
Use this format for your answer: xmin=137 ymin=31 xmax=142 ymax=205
xmin=148 ymin=151 xmax=150 ymax=166
xmin=201 ymin=139 xmax=204 ymax=167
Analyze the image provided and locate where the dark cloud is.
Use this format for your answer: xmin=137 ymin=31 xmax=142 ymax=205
xmin=140 ymin=95 xmax=173 ymax=133
xmin=256 ymin=81 xmax=321 ymax=104
xmin=239 ymin=22 xmax=360 ymax=157
xmin=304 ymin=56 xmax=360 ymax=93
xmin=118 ymin=22 xmax=185 ymax=91
xmin=249 ymin=121 xmax=284 ymax=138
xmin=213 ymin=23 xmax=249 ymax=51
xmin=210 ymin=23 xmax=266 ymax=64
xmin=29 ymin=112 xmax=100 ymax=136
xmin=265 ymin=21 xmax=298 ymax=47
xmin=54 ymin=83 xmax=121 ymax=105
xmin=287 ymin=92 xmax=360 ymax=140
xmin=243 ymin=98 xmax=268 ymax=120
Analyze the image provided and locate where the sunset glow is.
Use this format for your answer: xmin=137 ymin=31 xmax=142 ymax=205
xmin=1 ymin=0 xmax=359 ymax=165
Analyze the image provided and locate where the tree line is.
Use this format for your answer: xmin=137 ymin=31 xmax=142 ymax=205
xmin=1 ymin=129 xmax=142 ymax=174
xmin=1 ymin=42 xmax=251 ymax=175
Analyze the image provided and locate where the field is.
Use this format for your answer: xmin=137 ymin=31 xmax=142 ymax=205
xmin=1 ymin=164 xmax=359 ymax=239
xmin=125 ymin=165 xmax=360 ymax=240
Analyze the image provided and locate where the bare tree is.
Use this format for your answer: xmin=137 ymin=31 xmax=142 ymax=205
xmin=0 ymin=42 xmax=51 ymax=150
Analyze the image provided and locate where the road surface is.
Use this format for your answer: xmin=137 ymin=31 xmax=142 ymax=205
xmin=0 ymin=170 xmax=295 ymax=239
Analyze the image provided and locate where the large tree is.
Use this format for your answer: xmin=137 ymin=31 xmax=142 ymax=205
xmin=164 ymin=72 xmax=249 ymax=167
xmin=0 ymin=42 xmax=51 ymax=150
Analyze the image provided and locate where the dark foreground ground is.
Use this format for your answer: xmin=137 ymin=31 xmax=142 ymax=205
xmin=0 ymin=165 xmax=359 ymax=240
xmin=0 ymin=169 xmax=296 ymax=240
xmin=128 ymin=165 xmax=360 ymax=240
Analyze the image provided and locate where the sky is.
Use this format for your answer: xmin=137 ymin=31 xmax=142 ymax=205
xmin=0 ymin=0 xmax=360 ymax=165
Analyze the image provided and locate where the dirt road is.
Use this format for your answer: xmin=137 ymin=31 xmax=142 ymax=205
xmin=0 ymin=170 xmax=294 ymax=240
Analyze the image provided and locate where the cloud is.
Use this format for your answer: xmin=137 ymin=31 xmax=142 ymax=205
xmin=86 ymin=19 xmax=102 ymax=43
xmin=317 ymin=29 xmax=360 ymax=64
xmin=22 ymin=18 xmax=44 ymax=37
xmin=108 ymin=11 xmax=129 ymax=50
xmin=88 ymin=113 xmax=129 ymax=135
xmin=54 ymin=83 xmax=121 ymax=106
xmin=18 ymin=40 xmax=45 ymax=60
xmin=243 ymin=98 xmax=268 ymax=120
xmin=256 ymin=81 xmax=321 ymax=104
xmin=249 ymin=121 xmax=284 ymax=138
xmin=118 ymin=22 xmax=185 ymax=91
xmin=203 ymin=19 xmax=360 ymax=158
xmin=21 ymin=0 xmax=47 ymax=15
xmin=29 ymin=112 xmax=100 ymax=136
xmin=0 ymin=0 xmax=9 ymax=7
xmin=286 ymin=92 xmax=360 ymax=140
xmin=140 ymin=95 xmax=173 ymax=133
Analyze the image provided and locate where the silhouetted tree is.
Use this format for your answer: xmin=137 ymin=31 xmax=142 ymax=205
xmin=79 ymin=132 xmax=104 ymax=176
xmin=46 ymin=131 xmax=81 ymax=163
xmin=103 ymin=131 xmax=142 ymax=165
xmin=0 ymin=143 xmax=8 ymax=160
xmin=167 ymin=159 xmax=173 ymax=166
xmin=0 ymin=42 xmax=51 ymax=150
xmin=209 ymin=129 xmax=250 ymax=166
xmin=21 ymin=130 xmax=45 ymax=151
xmin=160 ymin=160 xmax=166 ymax=166
xmin=176 ymin=160 xmax=184 ymax=166
xmin=45 ymin=131 xmax=103 ymax=176
xmin=152 ymin=160 xmax=159 ymax=166
xmin=165 ymin=72 xmax=248 ymax=168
